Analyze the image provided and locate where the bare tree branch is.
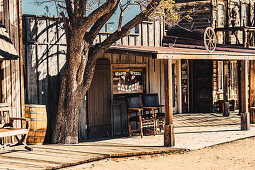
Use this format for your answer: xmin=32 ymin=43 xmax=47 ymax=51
xmin=84 ymin=0 xmax=119 ymax=44
xmin=79 ymin=0 xmax=119 ymax=32
xmin=77 ymin=0 xmax=162 ymax=97
xmin=65 ymin=0 xmax=75 ymax=22
xmin=79 ymin=0 xmax=88 ymax=16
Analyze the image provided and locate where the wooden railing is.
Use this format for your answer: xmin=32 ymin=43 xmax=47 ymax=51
xmin=215 ymin=26 xmax=255 ymax=48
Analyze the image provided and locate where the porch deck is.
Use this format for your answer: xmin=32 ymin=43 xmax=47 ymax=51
xmin=0 ymin=113 xmax=255 ymax=169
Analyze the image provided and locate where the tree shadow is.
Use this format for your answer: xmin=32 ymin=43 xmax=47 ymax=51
xmin=23 ymin=16 xmax=68 ymax=143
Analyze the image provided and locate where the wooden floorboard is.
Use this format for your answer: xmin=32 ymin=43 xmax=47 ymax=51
xmin=0 ymin=144 xmax=181 ymax=169
xmin=0 ymin=113 xmax=244 ymax=169
xmin=0 ymin=157 xmax=57 ymax=169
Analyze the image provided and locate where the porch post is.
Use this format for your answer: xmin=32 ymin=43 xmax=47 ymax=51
xmin=249 ymin=60 xmax=255 ymax=124
xmin=241 ymin=59 xmax=250 ymax=130
xmin=177 ymin=60 xmax=182 ymax=113
xmin=164 ymin=59 xmax=175 ymax=147
xmin=223 ymin=61 xmax=229 ymax=116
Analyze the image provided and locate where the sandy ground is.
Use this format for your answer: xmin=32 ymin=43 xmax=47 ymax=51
xmin=65 ymin=137 xmax=255 ymax=170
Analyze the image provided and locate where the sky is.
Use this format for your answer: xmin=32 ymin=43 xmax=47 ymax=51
xmin=22 ymin=0 xmax=58 ymax=16
xmin=22 ymin=0 xmax=140 ymax=32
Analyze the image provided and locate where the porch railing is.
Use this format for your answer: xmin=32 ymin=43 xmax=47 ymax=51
xmin=215 ymin=26 xmax=255 ymax=48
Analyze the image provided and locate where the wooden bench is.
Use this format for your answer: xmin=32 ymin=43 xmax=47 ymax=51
xmin=0 ymin=104 xmax=32 ymax=151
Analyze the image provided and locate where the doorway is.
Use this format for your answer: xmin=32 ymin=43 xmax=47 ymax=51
xmin=190 ymin=60 xmax=213 ymax=113
xmin=87 ymin=59 xmax=112 ymax=138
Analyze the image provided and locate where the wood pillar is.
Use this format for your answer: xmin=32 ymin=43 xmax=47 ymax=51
xmin=241 ymin=60 xmax=250 ymax=130
xmin=249 ymin=60 xmax=255 ymax=124
xmin=18 ymin=0 xmax=25 ymax=118
xmin=164 ymin=59 xmax=175 ymax=147
xmin=177 ymin=60 xmax=182 ymax=113
xmin=223 ymin=61 xmax=229 ymax=116
xmin=237 ymin=61 xmax=242 ymax=115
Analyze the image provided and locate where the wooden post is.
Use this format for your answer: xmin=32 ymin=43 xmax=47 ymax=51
xmin=164 ymin=59 xmax=175 ymax=147
xmin=237 ymin=61 xmax=242 ymax=115
xmin=223 ymin=61 xmax=229 ymax=116
xmin=249 ymin=60 xmax=255 ymax=124
xmin=18 ymin=0 xmax=25 ymax=118
xmin=241 ymin=60 xmax=250 ymax=130
xmin=177 ymin=60 xmax=182 ymax=113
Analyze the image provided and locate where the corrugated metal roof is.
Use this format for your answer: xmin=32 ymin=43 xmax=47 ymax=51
xmin=0 ymin=25 xmax=19 ymax=60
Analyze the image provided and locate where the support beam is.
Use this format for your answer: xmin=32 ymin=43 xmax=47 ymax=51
xmin=177 ymin=60 xmax=182 ymax=113
xmin=249 ymin=60 xmax=255 ymax=124
xmin=241 ymin=60 xmax=250 ymax=130
xmin=164 ymin=59 xmax=175 ymax=147
xmin=223 ymin=61 xmax=229 ymax=116
xmin=237 ymin=61 xmax=242 ymax=115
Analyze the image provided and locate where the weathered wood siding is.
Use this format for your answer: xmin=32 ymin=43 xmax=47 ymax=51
xmin=0 ymin=0 xmax=23 ymax=120
xmin=97 ymin=53 xmax=169 ymax=136
xmin=165 ymin=0 xmax=255 ymax=47
xmin=22 ymin=15 xmax=67 ymax=142
xmin=165 ymin=0 xmax=212 ymax=44
xmin=23 ymin=15 xmax=165 ymax=140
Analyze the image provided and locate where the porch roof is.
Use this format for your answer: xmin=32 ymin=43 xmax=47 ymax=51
xmin=109 ymin=45 xmax=255 ymax=60
xmin=0 ymin=25 xmax=19 ymax=60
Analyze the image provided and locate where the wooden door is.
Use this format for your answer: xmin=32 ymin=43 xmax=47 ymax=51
xmin=88 ymin=60 xmax=112 ymax=138
xmin=191 ymin=60 xmax=213 ymax=113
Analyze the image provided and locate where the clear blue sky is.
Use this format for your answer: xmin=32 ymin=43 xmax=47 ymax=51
xmin=22 ymin=0 xmax=140 ymax=32
xmin=22 ymin=0 xmax=58 ymax=16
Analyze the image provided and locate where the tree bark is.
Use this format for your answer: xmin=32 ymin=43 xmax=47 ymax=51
xmin=51 ymin=0 xmax=163 ymax=144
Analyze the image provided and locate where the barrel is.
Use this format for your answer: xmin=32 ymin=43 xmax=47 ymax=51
xmin=25 ymin=104 xmax=47 ymax=145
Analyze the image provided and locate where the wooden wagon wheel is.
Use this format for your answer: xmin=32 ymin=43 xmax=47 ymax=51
xmin=204 ymin=27 xmax=216 ymax=53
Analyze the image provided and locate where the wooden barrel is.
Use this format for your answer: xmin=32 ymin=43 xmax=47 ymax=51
xmin=25 ymin=104 xmax=47 ymax=145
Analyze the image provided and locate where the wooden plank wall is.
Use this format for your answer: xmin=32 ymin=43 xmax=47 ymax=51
xmin=23 ymin=15 xmax=165 ymax=140
xmin=213 ymin=0 xmax=255 ymax=46
xmin=166 ymin=0 xmax=211 ymax=37
xmin=98 ymin=53 xmax=167 ymax=136
xmin=23 ymin=15 xmax=67 ymax=142
xmin=94 ymin=20 xmax=164 ymax=46
xmin=165 ymin=0 xmax=255 ymax=47
xmin=0 ymin=0 xmax=22 ymax=121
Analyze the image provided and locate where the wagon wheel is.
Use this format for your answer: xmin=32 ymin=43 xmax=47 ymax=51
xmin=204 ymin=27 xmax=216 ymax=53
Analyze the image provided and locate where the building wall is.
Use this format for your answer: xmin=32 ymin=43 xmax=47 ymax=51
xmin=0 ymin=0 xmax=23 ymax=119
xmin=96 ymin=53 xmax=174 ymax=136
xmin=22 ymin=15 xmax=166 ymax=141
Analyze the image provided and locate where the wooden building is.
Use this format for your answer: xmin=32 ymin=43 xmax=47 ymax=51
xmin=23 ymin=0 xmax=255 ymax=145
xmin=23 ymin=15 xmax=173 ymax=141
xmin=0 ymin=0 xmax=24 ymax=120
xmin=164 ymin=0 xmax=255 ymax=114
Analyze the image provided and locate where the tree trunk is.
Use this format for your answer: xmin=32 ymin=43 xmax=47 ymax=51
xmin=52 ymin=72 xmax=80 ymax=144
xmin=50 ymin=0 xmax=151 ymax=143
xmin=52 ymin=34 xmax=98 ymax=143
xmin=52 ymin=32 xmax=87 ymax=143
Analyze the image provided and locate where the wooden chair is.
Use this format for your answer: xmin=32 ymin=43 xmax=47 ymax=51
xmin=0 ymin=103 xmax=32 ymax=152
xmin=125 ymin=95 xmax=156 ymax=137
xmin=142 ymin=94 xmax=165 ymax=132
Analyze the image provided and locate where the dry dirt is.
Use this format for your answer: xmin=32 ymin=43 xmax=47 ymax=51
xmin=66 ymin=137 xmax=255 ymax=170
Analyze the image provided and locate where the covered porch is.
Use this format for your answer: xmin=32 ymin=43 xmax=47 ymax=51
xmin=110 ymin=45 xmax=255 ymax=146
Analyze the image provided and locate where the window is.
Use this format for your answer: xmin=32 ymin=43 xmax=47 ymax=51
xmin=217 ymin=61 xmax=224 ymax=92
xmin=241 ymin=4 xmax=250 ymax=26
xmin=218 ymin=4 xmax=224 ymax=27
xmin=112 ymin=67 xmax=145 ymax=95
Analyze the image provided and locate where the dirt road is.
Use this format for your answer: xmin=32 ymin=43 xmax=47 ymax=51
xmin=66 ymin=137 xmax=255 ymax=170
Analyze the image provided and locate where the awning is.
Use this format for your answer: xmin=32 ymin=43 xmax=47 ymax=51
xmin=109 ymin=45 xmax=255 ymax=60
xmin=0 ymin=25 xmax=19 ymax=60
